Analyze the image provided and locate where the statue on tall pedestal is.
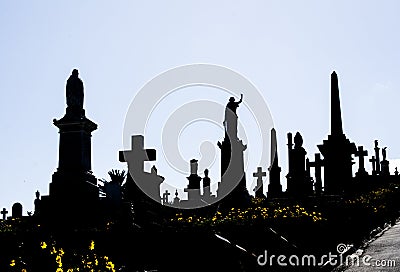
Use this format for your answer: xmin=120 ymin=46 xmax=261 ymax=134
xmin=217 ymin=94 xmax=250 ymax=207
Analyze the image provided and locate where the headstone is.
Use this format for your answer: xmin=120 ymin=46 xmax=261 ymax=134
xmin=286 ymin=132 xmax=313 ymax=196
xmin=369 ymin=156 xmax=377 ymax=176
xmin=185 ymin=159 xmax=202 ymax=204
xmin=120 ymin=135 xmax=156 ymax=177
xmin=253 ymin=167 xmax=266 ymax=198
xmin=119 ymin=135 xmax=164 ymax=204
xmin=12 ymin=203 xmax=22 ymax=218
xmin=34 ymin=190 xmax=41 ymax=216
xmin=308 ymin=153 xmax=324 ymax=195
xmin=162 ymin=190 xmax=171 ymax=205
xmin=173 ymin=190 xmax=181 ymax=206
xmin=355 ymin=146 xmax=368 ymax=177
xmin=395 ymin=167 xmax=399 ymax=176
xmin=202 ymin=169 xmax=212 ymax=201
xmin=1 ymin=208 xmax=8 ymax=220
xmin=380 ymin=147 xmax=390 ymax=176
xmin=267 ymin=128 xmax=282 ymax=198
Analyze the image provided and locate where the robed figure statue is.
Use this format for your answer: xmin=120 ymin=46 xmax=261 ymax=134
xmin=66 ymin=69 xmax=84 ymax=109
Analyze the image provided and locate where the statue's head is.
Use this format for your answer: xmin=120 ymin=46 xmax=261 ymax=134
xmin=72 ymin=69 xmax=79 ymax=77
xmin=229 ymin=97 xmax=235 ymax=102
xmin=294 ymin=132 xmax=303 ymax=148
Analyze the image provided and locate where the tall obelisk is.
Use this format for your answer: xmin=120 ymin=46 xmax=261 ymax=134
xmin=318 ymin=72 xmax=356 ymax=194
xmin=267 ymin=128 xmax=282 ymax=198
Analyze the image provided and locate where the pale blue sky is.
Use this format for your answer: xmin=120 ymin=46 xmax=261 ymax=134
xmin=1 ymin=1 xmax=400 ymax=213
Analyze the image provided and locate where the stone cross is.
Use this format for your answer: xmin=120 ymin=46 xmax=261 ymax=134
xmin=119 ymin=135 xmax=156 ymax=175
xmin=253 ymin=167 xmax=267 ymax=197
xmin=355 ymin=146 xmax=368 ymax=176
xmin=1 ymin=208 xmax=8 ymax=220
xmin=162 ymin=190 xmax=171 ymax=205
xmin=253 ymin=167 xmax=267 ymax=182
xmin=308 ymin=153 xmax=324 ymax=194
xmin=369 ymin=156 xmax=377 ymax=175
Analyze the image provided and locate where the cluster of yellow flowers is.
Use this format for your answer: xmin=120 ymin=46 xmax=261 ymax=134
xmin=345 ymin=186 xmax=397 ymax=213
xmin=31 ymin=240 xmax=117 ymax=272
xmin=172 ymin=204 xmax=325 ymax=226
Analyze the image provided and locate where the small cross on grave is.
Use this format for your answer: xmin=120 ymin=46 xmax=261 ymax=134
xmin=1 ymin=208 xmax=8 ymax=220
xmin=253 ymin=167 xmax=267 ymax=198
xmin=369 ymin=156 xmax=377 ymax=175
xmin=355 ymin=146 xmax=368 ymax=177
xmin=119 ymin=135 xmax=156 ymax=175
xmin=308 ymin=153 xmax=324 ymax=195
xmin=162 ymin=190 xmax=171 ymax=205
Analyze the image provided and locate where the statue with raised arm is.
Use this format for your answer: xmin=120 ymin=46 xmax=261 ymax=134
xmin=226 ymin=94 xmax=243 ymax=116
xmin=224 ymin=94 xmax=243 ymax=140
xmin=66 ymin=69 xmax=84 ymax=109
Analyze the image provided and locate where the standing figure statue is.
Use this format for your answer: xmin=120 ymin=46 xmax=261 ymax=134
xmin=224 ymin=94 xmax=243 ymax=139
xmin=66 ymin=69 xmax=84 ymax=109
xmin=226 ymin=94 xmax=243 ymax=117
xmin=382 ymin=147 xmax=387 ymax=161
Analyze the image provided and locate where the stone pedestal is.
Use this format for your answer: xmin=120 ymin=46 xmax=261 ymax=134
xmin=41 ymin=106 xmax=100 ymax=226
xmin=49 ymin=107 xmax=98 ymax=200
xmin=217 ymin=132 xmax=250 ymax=207
xmin=380 ymin=160 xmax=390 ymax=176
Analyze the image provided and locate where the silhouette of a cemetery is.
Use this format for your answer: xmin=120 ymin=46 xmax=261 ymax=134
xmin=2 ymin=69 xmax=399 ymax=226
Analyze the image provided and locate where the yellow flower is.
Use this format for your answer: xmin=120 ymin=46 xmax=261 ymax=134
xmin=10 ymin=259 xmax=15 ymax=267
xmin=51 ymin=247 xmax=57 ymax=254
xmin=89 ymin=240 xmax=95 ymax=250
xmin=106 ymin=261 xmax=116 ymax=272
xmin=40 ymin=241 xmax=47 ymax=249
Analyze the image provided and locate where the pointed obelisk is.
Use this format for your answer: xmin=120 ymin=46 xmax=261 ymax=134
xmin=267 ymin=128 xmax=282 ymax=198
xmin=318 ymin=72 xmax=356 ymax=194
xmin=331 ymin=71 xmax=344 ymax=136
